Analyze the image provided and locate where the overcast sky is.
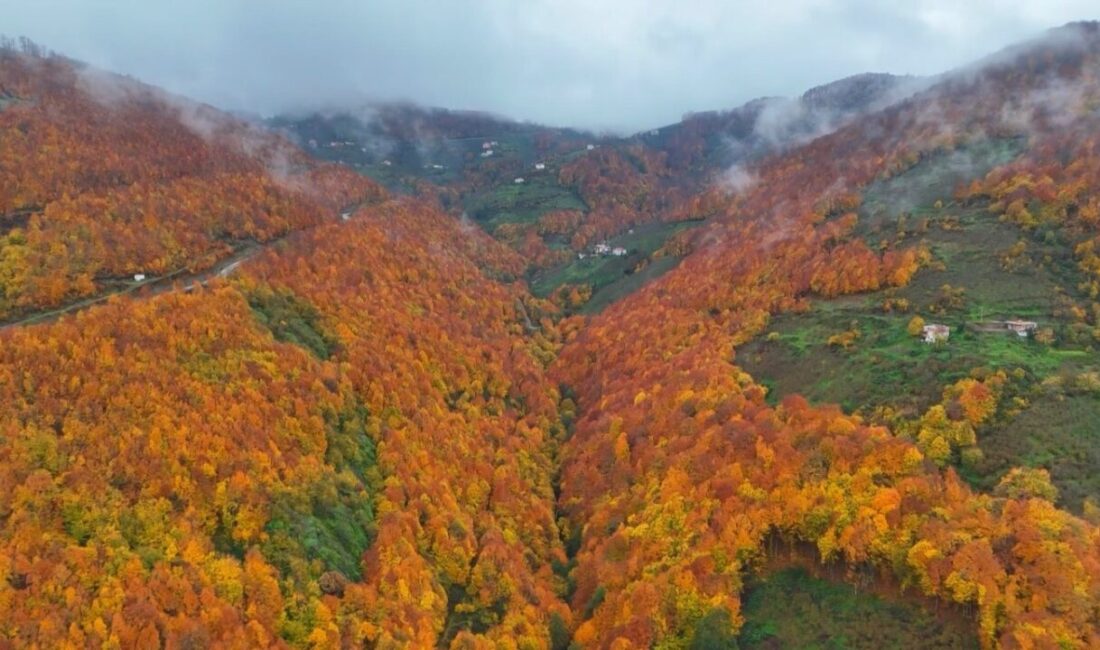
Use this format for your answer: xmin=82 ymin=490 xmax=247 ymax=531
xmin=3 ymin=1 xmax=1097 ymax=132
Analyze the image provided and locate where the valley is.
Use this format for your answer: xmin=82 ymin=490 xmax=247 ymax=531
xmin=4 ymin=21 xmax=1100 ymax=649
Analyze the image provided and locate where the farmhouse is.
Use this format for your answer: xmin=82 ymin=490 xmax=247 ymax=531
xmin=514 ymin=177 xmax=525 ymax=184
xmin=534 ymin=162 xmax=546 ymax=170
xmin=922 ymin=324 xmax=950 ymax=344
xmin=480 ymin=149 xmax=493 ymax=158
xmin=482 ymin=141 xmax=492 ymax=149
xmin=586 ymin=144 xmax=596 ymax=151
xmin=133 ymin=273 xmax=146 ymax=282
xmin=594 ymin=243 xmax=610 ymax=255
xmin=1005 ymin=320 xmax=1038 ymax=337
xmin=611 ymin=247 xmax=627 ymax=256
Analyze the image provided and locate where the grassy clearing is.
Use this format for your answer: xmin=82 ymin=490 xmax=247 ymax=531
xmin=247 ymin=286 xmax=337 ymax=359
xmin=740 ymin=303 xmax=1063 ymax=415
xmin=859 ymin=137 xmax=1026 ymax=228
xmin=464 ymin=177 xmax=586 ymax=231
xmin=530 ymin=220 xmax=702 ymax=312
xmin=738 ymin=211 xmax=1070 ymax=416
xmin=974 ymin=394 xmax=1100 ymax=512
xmin=739 ymin=567 xmax=978 ymax=649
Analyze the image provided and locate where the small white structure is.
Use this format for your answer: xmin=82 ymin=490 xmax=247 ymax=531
xmin=922 ymin=324 xmax=950 ymax=344
xmin=382 ymin=160 xmax=392 ymax=166
xmin=133 ymin=273 xmax=146 ymax=282
xmin=649 ymin=129 xmax=659 ymax=136
xmin=1005 ymin=320 xmax=1038 ymax=337
xmin=307 ymin=138 xmax=318 ymax=149
xmin=578 ymin=252 xmax=587 ymax=260
xmin=594 ymin=243 xmax=610 ymax=255
xmin=480 ymin=149 xmax=494 ymax=158
xmin=514 ymin=177 xmax=525 ymax=184
xmin=586 ymin=144 xmax=596 ymax=151
xmin=490 ymin=140 xmax=498 ymax=146
xmin=340 ymin=211 xmax=351 ymax=221
xmin=432 ymin=164 xmax=444 ymax=170
xmin=482 ymin=141 xmax=492 ymax=149
xmin=611 ymin=247 xmax=627 ymax=256
xmin=534 ymin=162 xmax=546 ymax=171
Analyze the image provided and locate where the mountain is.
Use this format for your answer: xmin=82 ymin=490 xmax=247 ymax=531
xmin=642 ymin=71 xmax=924 ymax=173
xmin=269 ymin=103 xmax=595 ymax=191
xmin=0 ymin=45 xmax=383 ymax=323
xmin=3 ymin=21 xmax=1100 ymax=649
xmin=268 ymin=74 xmax=921 ymax=315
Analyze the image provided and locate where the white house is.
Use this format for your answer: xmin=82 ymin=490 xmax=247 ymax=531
xmin=340 ymin=212 xmax=351 ymax=221
xmin=1005 ymin=320 xmax=1038 ymax=337
xmin=481 ymin=149 xmax=494 ymax=158
xmin=534 ymin=163 xmax=546 ymax=171
xmin=922 ymin=324 xmax=950 ymax=344
xmin=432 ymin=164 xmax=444 ymax=170
xmin=514 ymin=177 xmax=525 ymax=184
xmin=611 ymin=247 xmax=627 ymax=256
xmin=594 ymin=243 xmax=610 ymax=255
xmin=133 ymin=273 xmax=146 ymax=282
xmin=586 ymin=144 xmax=596 ymax=151
xmin=382 ymin=160 xmax=392 ymax=166
xmin=482 ymin=141 xmax=492 ymax=149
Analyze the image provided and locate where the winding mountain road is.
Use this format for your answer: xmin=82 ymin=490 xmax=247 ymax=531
xmin=0 ymin=203 xmax=366 ymax=332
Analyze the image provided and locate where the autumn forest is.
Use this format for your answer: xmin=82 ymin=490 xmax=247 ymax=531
xmin=4 ymin=21 xmax=1100 ymax=650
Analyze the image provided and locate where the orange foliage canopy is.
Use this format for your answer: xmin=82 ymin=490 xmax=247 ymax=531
xmin=551 ymin=24 xmax=1100 ymax=648
xmin=0 ymin=51 xmax=384 ymax=319
xmin=0 ymin=200 xmax=567 ymax=647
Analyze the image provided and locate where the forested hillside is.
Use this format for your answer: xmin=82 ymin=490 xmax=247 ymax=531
xmin=0 ymin=44 xmax=383 ymax=322
xmin=3 ymin=22 xmax=1100 ymax=650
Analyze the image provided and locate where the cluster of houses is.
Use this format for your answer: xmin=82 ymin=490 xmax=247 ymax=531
xmin=578 ymin=242 xmax=628 ymax=260
xmin=921 ymin=319 xmax=1039 ymax=344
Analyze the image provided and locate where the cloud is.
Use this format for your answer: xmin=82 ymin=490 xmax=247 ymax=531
xmin=2 ymin=0 xmax=1097 ymax=131
xmin=719 ymin=165 xmax=757 ymax=194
